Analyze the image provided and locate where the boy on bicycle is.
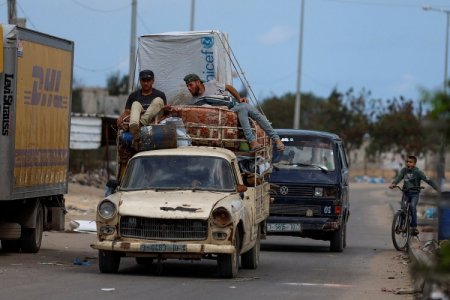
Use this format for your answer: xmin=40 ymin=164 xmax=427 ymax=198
xmin=389 ymin=155 xmax=440 ymax=236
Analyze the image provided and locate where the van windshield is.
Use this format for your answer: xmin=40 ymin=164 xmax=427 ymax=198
xmin=273 ymin=137 xmax=335 ymax=171
xmin=121 ymin=155 xmax=236 ymax=191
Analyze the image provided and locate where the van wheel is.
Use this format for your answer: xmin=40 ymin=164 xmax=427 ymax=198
xmin=241 ymin=226 xmax=260 ymax=269
xmin=20 ymin=204 xmax=44 ymax=253
xmin=99 ymin=250 xmax=121 ymax=273
xmin=343 ymin=222 xmax=347 ymax=248
xmin=330 ymin=225 xmax=344 ymax=252
xmin=217 ymin=230 xmax=240 ymax=278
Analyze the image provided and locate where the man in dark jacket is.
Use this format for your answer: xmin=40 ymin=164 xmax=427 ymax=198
xmin=389 ymin=155 xmax=440 ymax=235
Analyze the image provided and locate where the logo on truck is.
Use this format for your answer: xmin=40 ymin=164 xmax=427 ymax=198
xmin=200 ymin=36 xmax=215 ymax=82
xmin=2 ymin=73 xmax=14 ymax=136
xmin=24 ymin=66 xmax=68 ymax=109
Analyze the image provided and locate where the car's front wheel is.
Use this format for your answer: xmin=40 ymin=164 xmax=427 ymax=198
xmin=241 ymin=226 xmax=260 ymax=269
xmin=98 ymin=250 xmax=121 ymax=273
xmin=217 ymin=230 xmax=240 ymax=278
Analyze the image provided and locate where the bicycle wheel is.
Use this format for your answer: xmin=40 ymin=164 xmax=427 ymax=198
xmin=391 ymin=210 xmax=410 ymax=251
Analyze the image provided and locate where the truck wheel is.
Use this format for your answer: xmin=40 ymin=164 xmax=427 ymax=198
xmin=20 ymin=204 xmax=44 ymax=253
xmin=330 ymin=225 xmax=344 ymax=252
xmin=241 ymin=226 xmax=260 ymax=269
xmin=99 ymin=250 xmax=121 ymax=273
xmin=1 ymin=240 xmax=20 ymax=252
xmin=217 ymin=230 xmax=240 ymax=278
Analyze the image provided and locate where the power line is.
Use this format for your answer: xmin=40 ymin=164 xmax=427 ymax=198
xmin=16 ymin=1 xmax=36 ymax=29
xmin=70 ymin=0 xmax=130 ymax=13
xmin=137 ymin=12 xmax=151 ymax=33
xmin=75 ymin=62 xmax=124 ymax=73
xmin=321 ymin=0 xmax=450 ymax=8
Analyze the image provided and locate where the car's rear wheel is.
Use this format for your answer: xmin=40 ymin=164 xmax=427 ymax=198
xmin=135 ymin=257 xmax=154 ymax=265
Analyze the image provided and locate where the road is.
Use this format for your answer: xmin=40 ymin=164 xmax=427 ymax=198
xmin=0 ymin=183 xmax=414 ymax=300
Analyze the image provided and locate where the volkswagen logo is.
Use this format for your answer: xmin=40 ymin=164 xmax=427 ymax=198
xmin=279 ymin=186 xmax=289 ymax=195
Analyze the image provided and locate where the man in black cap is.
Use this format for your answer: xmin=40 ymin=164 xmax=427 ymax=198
xmin=183 ymin=73 xmax=285 ymax=151
xmin=118 ymin=69 xmax=167 ymax=141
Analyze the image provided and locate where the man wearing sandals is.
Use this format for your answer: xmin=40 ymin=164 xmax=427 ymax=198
xmin=183 ymin=73 xmax=285 ymax=151
xmin=389 ymin=155 xmax=440 ymax=236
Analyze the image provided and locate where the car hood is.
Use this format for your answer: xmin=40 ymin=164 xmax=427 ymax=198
xmin=270 ymin=168 xmax=338 ymax=185
xmin=117 ymin=190 xmax=230 ymax=219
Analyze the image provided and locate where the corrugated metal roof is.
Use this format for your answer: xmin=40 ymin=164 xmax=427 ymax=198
xmin=70 ymin=113 xmax=119 ymax=150
xmin=70 ymin=116 xmax=102 ymax=149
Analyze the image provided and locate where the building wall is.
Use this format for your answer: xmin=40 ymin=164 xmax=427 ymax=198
xmin=348 ymin=139 xmax=450 ymax=181
xmin=81 ymin=87 xmax=126 ymax=115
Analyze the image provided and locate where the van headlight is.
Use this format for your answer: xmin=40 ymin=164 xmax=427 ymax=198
xmin=314 ymin=187 xmax=337 ymax=198
xmin=98 ymin=200 xmax=116 ymax=219
xmin=314 ymin=187 xmax=323 ymax=197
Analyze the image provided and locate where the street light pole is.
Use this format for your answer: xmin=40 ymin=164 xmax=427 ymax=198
xmin=128 ymin=0 xmax=137 ymax=94
xmin=423 ymin=5 xmax=450 ymax=94
xmin=293 ymin=0 xmax=305 ymax=129
xmin=445 ymin=12 xmax=449 ymax=94
xmin=190 ymin=0 xmax=195 ymax=31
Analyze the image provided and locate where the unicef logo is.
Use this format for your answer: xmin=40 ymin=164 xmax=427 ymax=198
xmin=201 ymin=37 xmax=214 ymax=49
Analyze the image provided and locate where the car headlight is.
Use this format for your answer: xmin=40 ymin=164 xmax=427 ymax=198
xmin=212 ymin=207 xmax=232 ymax=227
xmin=98 ymin=200 xmax=116 ymax=219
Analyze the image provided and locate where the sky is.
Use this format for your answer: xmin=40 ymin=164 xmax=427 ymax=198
xmin=2 ymin=0 xmax=450 ymax=103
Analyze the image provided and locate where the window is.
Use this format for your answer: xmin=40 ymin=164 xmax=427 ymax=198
xmin=121 ymin=155 xmax=236 ymax=191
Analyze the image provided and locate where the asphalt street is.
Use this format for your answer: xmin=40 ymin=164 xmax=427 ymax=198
xmin=0 ymin=183 xmax=414 ymax=300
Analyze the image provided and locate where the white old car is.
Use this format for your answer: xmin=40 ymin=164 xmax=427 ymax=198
xmin=91 ymin=146 xmax=270 ymax=278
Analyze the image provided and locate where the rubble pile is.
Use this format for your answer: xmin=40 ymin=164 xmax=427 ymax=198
xmin=69 ymin=169 xmax=111 ymax=188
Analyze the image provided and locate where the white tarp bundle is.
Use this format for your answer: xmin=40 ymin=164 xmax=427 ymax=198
xmin=137 ymin=31 xmax=232 ymax=105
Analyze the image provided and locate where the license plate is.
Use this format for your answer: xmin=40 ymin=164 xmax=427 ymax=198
xmin=267 ymin=223 xmax=302 ymax=232
xmin=140 ymin=243 xmax=187 ymax=252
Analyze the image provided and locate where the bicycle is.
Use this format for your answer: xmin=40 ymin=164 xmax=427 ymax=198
xmin=391 ymin=185 xmax=424 ymax=251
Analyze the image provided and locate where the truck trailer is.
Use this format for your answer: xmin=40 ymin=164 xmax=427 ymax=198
xmin=0 ymin=25 xmax=74 ymax=253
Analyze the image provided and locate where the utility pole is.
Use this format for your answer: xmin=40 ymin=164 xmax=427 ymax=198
xmin=128 ymin=0 xmax=137 ymax=94
xmin=7 ymin=0 xmax=16 ymax=24
xmin=190 ymin=0 xmax=195 ymax=31
xmin=293 ymin=0 xmax=305 ymax=129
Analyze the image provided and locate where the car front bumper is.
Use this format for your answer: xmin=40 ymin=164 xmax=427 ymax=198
xmin=91 ymin=240 xmax=235 ymax=255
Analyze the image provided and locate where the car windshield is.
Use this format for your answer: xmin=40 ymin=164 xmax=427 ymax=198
xmin=121 ymin=155 xmax=236 ymax=191
xmin=272 ymin=137 xmax=335 ymax=171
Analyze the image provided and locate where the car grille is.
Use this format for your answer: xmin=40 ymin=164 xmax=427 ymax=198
xmin=270 ymin=203 xmax=321 ymax=216
xmin=120 ymin=217 xmax=208 ymax=240
xmin=271 ymin=184 xmax=314 ymax=198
